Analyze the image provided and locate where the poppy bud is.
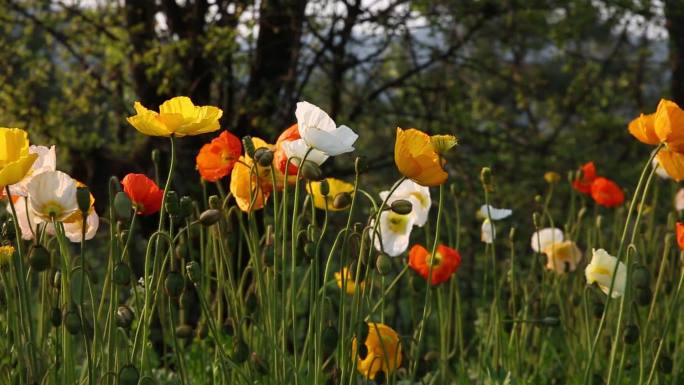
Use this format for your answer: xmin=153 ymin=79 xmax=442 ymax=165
xmin=175 ymin=324 xmax=194 ymax=339
xmin=64 ymin=310 xmax=81 ymax=335
xmin=254 ymin=148 xmax=274 ymax=168
xmin=186 ymin=261 xmax=201 ymax=284
xmin=151 ymin=148 xmax=161 ymax=164
xmin=114 ymin=192 xmax=132 ymax=220
xmin=165 ymin=191 xmax=180 ymax=216
xmin=634 ymin=287 xmax=652 ymax=307
xmin=480 ymin=167 xmax=492 ymax=187
xmin=242 ymin=136 xmax=256 ymax=158
xmin=301 ymin=160 xmax=323 ymax=181
xmin=180 ymin=196 xmax=194 ymax=219
xmin=199 ymin=209 xmax=221 ymax=226
xmin=303 ymin=242 xmax=316 ymax=259
xmin=50 ymin=307 xmax=62 ymax=327
xmin=319 ymin=179 xmax=330 ymax=196
xmin=208 ymin=195 xmax=221 ymax=209
xmin=245 ymin=291 xmax=258 ymax=314
xmin=632 ymin=265 xmax=650 ymax=289
xmin=116 ymin=306 xmax=134 ymax=329
xmin=534 ymin=195 xmax=543 ymax=203
xmin=390 ymin=199 xmax=413 ymax=215
xmin=623 ymin=324 xmax=639 ymax=345
xmin=76 ymin=186 xmax=91 ymax=214
xmin=592 ymin=302 xmax=604 ymax=319
xmin=164 ymin=271 xmax=185 ymax=298
xmin=376 ymin=253 xmax=392 ymax=276
xmin=28 ymin=245 xmax=50 ymax=272
xmin=52 ymin=270 xmax=61 ymax=289
xmin=658 ymin=355 xmax=673 ymax=374
xmin=232 ymin=339 xmax=249 ymax=363
xmin=333 ymin=192 xmax=352 ymax=210
xmin=118 ymin=364 xmax=140 ymax=385
xmin=544 ymin=171 xmax=561 ymax=184
xmin=113 ymin=263 xmax=132 ymax=286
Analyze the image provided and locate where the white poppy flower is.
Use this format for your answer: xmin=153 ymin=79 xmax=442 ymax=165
xmin=6 ymin=196 xmax=39 ymax=240
xmin=585 ymin=248 xmax=627 ymax=298
xmin=371 ymin=210 xmax=416 ymax=257
xmin=8 ymin=145 xmax=56 ymax=196
xmin=477 ymin=204 xmax=512 ymax=221
xmin=379 ymin=180 xmax=431 ymax=227
xmin=63 ymin=210 xmax=99 ymax=243
xmin=481 ymin=218 xmax=496 ymax=244
xmin=27 ymin=171 xmax=78 ymax=222
xmin=530 ymin=227 xmax=564 ymax=253
xmin=281 ymin=138 xmax=329 ymax=166
xmin=296 ymin=101 xmax=358 ymax=156
xmin=675 ymin=188 xmax=684 ymax=211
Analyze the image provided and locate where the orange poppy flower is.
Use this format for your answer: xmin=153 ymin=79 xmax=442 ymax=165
xmin=394 ymin=127 xmax=456 ymax=187
xmin=408 ymin=244 xmax=461 ymax=285
xmin=196 ymin=131 xmax=242 ymax=182
xmin=572 ymin=161 xmax=596 ymax=195
xmin=590 ymin=177 xmax=624 ymax=207
xmin=628 ymin=113 xmax=659 ymax=145
xmin=274 ymin=124 xmax=301 ymax=176
xmin=677 ymin=222 xmax=684 ymax=250
xmin=121 ymin=173 xmax=164 ymax=215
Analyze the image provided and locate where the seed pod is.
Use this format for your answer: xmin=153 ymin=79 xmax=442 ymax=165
xmin=114 ymin=192 xmax=133 ymax=220
xmin=165 ymin=190 xmax=180 ymax=216
xmin=480 ymin=167 xmax=492 ymax=187
xmin=50 ymin=307 xmax=62 ymax=327
xmin=113 ymin=263 xmax=132 ymax=286
xmin=390 ymin=199 xmax=413 ymax=215
xmin=634 ymin=287 xmax=652 ymax=307
xmin=199 ymin=209 xmax=221 ymax=226
xmin=242 ymin=136 xmax=256 ymax=158
xmin=232 ymin=339 xmax=249 ymax=363
xmin=64 ymin=310 xmax=81 ymax=335
xmin=332 ymin=192 xmax=352 ymax=210
xmin=52 ymin=270 xmax=61 ymax=289
xmin=318 ymin=179 xmax=330 ymax=196
xmin=623 ymin=324 xmax=639 ymax=345
xmin=185 ymin=261 xmax=201 ymax=284
xmin=375 ymin=253 xmax=392 ymax=276
xmin=164 ymin=271 xmax=185 ymax=298
xmin=175 ymin=324 xmax=194 ymax=339
xmin=208 ymin=195 xmax=221 ymax=209
xmin=28 ymin=245 xmax=50 ymax=272
xmin=632 ymin=265 xmax=650 ymax=289
xmin=118 ymin=364 xmax=140 ymax=385
xmin=180 ymin=196 xmax=194 ymax=219
xmin=254 ymin=148 xmax=274 ymax=168
xmin=76 ymin=186 xmax=91 ymax=214
xmin=301 ymin=160 xmax=323 ymax=181
xmin=303 ymin=242 xmax=316 ymax=259
xmin=116 ymin=306 xmax=134 ymax=329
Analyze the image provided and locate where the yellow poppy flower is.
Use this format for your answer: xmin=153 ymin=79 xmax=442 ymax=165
xmin=394 ymin=127 xmax=455 ymax=187
xmin=351 ymin=322 xmax=402 ymax=380
xmin=127 ymin=96 xmax=222 ymax=137
xmin=542 ymin=240 xmax=582 ymax=274
xmin=628 ymin=112 xmax=659 ymax=145
xmin=334 ymin=267 xmax=365 ymax=295
xmin=0 ymin=128 xmax=38 ymax=188
xmin=0 ymin=245 xmax=14 ymax=266
xmin=306 ymin=178 xmax=354 ymax=211
xmin=654 ymin=99 xmax=684 ymax=152
xmin=229 ymin=138 xmax=274 ymax=212
xmin=656 ymin=149 xmax=684 ymax=182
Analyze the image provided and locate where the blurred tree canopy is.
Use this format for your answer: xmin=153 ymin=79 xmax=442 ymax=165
xmin=0 ymin=0 xmax=678 ymax=208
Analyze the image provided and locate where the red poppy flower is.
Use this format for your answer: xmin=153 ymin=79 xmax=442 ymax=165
xmin=121 ymin=173 xmax=164 ymax=215
xmin=590 ymin=177 xmax=624 ymax=207
xmin=274 ymin=124 xmax=300 ymax=175
xmin=408 ymin=244 xmax=461 ymax=285
xmin=572 ymin=162 xmax=597 ymax=194
xmin=196 ymin=131 xmax=242 ymax=182
xmin=677 ymin=222 xmax=684 ymax=250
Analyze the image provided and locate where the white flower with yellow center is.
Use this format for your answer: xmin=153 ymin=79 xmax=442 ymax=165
xmin=379 ymin=180 xmax=431 ymax=227
xmin=478 ymin=205 xmax=512 ymax=244
xmin=296 ymin=101 xmax=358 ymax=156
xmin=27 ymin=171 xmax=78 ymax=222
xmin=63 ymin=210 xmax=99 ymax=243
xmin=372 ymin=210 xmax=416 ymax=257
xmin=6 ymin=196 xmax=41 ymax=240
xmin=281 ymin=139 xmax=329 ymax=166
xmin=530 ymin=227 xmax=564 ymax=253
xmin=9 ymin=145 xmax=56 ymax=196
xmin=585 ymin=248 xmax=627 ymax=298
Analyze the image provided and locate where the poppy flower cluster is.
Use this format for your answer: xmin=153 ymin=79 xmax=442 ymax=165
xmin=571 ymin=162 xmax=625 ymax=207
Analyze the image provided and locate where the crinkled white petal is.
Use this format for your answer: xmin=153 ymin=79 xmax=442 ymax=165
xmin=530 ymin=227 xmax=564 ymax=253
xmin=585 ymin=248 xmax=626 ymax=298
xmin=481 ymin=219 xmax=496 ymax=244
xmin=281 ymin=139 xmax=329 ymax=166
xmin=63 ymin=210 xmax=99 ymax=243
xmin=379 ymin=179 xmax=431 ymax=227
xmin=371 ymin=210 xmax=415 ymax=257
xmin=675 ymin=188 xmax=684 ymax=211
xmin=8 ymin=145 xmax=56 ymax=196
xmin=296 ymin=101 xmax=358 ymax=156
xmin=27 ymin=170 xmax=78 ymax=221
xmin=477 ymin=204 xmax=512 ymax=221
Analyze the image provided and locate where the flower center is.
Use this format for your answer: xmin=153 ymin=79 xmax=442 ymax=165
xmin=387 ymin=212 xmax=410 ymax=234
